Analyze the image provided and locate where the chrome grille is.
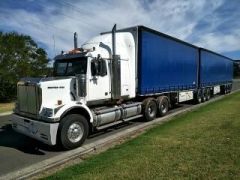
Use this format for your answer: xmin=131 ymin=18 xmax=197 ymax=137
xmin=17 ymin=83 xmax=41 ymax=115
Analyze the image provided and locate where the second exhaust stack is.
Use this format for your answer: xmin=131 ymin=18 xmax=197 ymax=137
xmin=74 ymin=32 xmax=78 ymax=49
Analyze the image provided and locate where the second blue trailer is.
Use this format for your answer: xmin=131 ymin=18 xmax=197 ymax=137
xmin=199 ymin=48 xmax=233 ymax=95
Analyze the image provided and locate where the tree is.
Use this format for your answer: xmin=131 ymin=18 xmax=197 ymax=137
xmin=0 ymin=32 xmax=48 ymax=101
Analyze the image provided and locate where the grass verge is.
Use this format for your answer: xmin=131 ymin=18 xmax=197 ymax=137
xmin=0 ymin=102 xmax=14 ymax=113
xmin=44 ymin=93 xmax=240 ymax=179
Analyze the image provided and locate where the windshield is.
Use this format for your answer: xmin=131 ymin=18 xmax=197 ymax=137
xmin=53 ymin=57 xmax=87 ymax=76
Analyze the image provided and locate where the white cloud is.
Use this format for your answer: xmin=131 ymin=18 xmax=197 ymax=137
xmin=196 ymin=30 xmax=240 ymax=52
xmin=0 ymin=0 xmax=239 ymax=58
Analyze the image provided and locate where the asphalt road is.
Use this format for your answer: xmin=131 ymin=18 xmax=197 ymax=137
xmin=0 ymin=79 xmax=239 ymax=177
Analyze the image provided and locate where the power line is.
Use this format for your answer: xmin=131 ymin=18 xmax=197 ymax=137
xmin=1 ymin=1 xmax=93 ymax=34
xmin=30 ymin=0 xmax=91 ymax=27
xmin=53 ymin=0 xmax=88 ymax=14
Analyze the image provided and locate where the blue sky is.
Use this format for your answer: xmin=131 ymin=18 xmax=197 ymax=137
xmin=0 ymin=0 xmax=239 ymax=60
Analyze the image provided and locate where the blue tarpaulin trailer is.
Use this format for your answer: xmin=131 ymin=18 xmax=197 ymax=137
xmin=137 ymin=26 xmax=199 ymax=95
xmin=129 ymin=26 xmax=233 ymax=97
xmin=199 ymin=48 xmax=233 ymax=87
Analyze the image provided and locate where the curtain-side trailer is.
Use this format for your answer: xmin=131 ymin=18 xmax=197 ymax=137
xmin=12 ymin=25 xmax=233 ymax=149
xmin=199 ymin=48 xmax=233 ymax=100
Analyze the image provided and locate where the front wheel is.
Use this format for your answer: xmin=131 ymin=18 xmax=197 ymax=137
xmin=58 ymin=114 xmax=89 ymax=150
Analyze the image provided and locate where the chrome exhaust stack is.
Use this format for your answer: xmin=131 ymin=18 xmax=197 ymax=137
xmin=74 ymin=32 xmax=78 ymax=49
xmin=111 ymin=24 xmax=121 ymax=100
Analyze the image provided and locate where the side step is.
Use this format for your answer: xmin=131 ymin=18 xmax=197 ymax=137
xmin=96 ymin=114 xmax=143 ymax=131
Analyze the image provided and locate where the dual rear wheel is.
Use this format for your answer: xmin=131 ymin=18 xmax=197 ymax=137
xmin=195 ymin=88 xmax=211 ymax=104
xmin=142 ymin=96 xmax=169 ymax=121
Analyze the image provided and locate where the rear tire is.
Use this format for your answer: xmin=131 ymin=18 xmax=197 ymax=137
xmin=142 ymin=98 xmax=157 ymax=121
xmin=58 ymin=114 xmax=89 ymax=150
xmin=221 ymin=85 xmax=226 ymax=94
xmin=224 ymin=85 xmax=228 ymax=94
xmin=226 ymin=84 xmax=231 ymax=94
xmin=206 ymin=88 xmax=211 ymax=101
xmin=156 ymin=96 xmax=169 ymax=117
xmin=229 ymin=84 xmax=232 ymax=93
xmin=202 ymin=89 xmax=207 ymax=102
xmin=195 ymin=90 xmax=202 ymax=104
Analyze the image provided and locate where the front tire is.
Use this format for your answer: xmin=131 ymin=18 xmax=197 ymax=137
xmin=58 ymin=114 xmax=89 ymax=150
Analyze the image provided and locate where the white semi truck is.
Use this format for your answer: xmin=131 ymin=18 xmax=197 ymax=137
xmin=12 ymin=25 xmax=233 ymax=149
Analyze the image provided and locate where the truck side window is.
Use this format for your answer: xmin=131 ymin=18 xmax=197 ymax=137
xmin=91 ymin=59 xmax=107 ymax=77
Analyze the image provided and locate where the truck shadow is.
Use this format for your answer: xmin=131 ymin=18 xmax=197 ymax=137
xmin=0 ymin=124 xmax=63 ymax=155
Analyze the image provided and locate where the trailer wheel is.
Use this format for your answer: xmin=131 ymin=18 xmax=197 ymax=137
xmin=221 ymin=85 xmax=226 ymax=94
xmin=226 ymin=85 xmax=231 ymax=94
xmin=202 ymin=89 xmax=207 ymax=102
xmin=156 ymin=96 xmax=169 ymax=117
xmin=226 ymin=85 xmax=229 ymax=94
xmin=224 ymin=85 xmax=228 ymax=94
xmin=229 ymin=84 xmax=232 ymax=93
xmin=195 ymin=90 xmax=202 ymax=104
xmin=206 ymin=88 xmax=211 ymax=101
xmin=142 ymin=98 xmax=157 ymax=121
xmin=58 ymin=114 xmax=89 ymax=150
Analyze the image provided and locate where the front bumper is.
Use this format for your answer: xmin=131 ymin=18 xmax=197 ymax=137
xmin=11 ymin=114 xmax=59 ymax=146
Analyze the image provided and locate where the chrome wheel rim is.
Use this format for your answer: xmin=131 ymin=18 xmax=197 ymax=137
xmin=198 ymin=95 xmax=201 ymax=102
xmin=148 ymin=105 xmax=155 ymax=117
xmin=67 ymin=122 xmax=84 ymax=143
xmin=161 ymin=104 xmax=167 ymax=114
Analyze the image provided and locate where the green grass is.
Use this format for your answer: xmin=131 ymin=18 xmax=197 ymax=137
xmin=0 ymin=102 xmax=14 ymax=113
xmin=44 ymin=93 xmax=240 ymax=179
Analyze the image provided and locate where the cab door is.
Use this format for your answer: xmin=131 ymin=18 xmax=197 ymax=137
xmin=87 ymin=58 xmax=111 ymax=102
